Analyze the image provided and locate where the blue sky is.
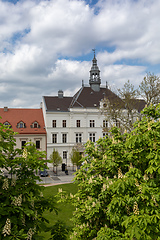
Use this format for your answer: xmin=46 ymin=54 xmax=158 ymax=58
xmin=0 ymin=0 xmax=160 ymax=108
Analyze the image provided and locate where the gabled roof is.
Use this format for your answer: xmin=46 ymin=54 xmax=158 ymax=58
xmin=43 ymin=87 xmax=124 ymax=111
xmin=0 ymin=108 xmax=46 ymax=134
xmin=70 ymin=86 xmax=124 ymax=108
xmin=43 ymin=96 xmax=73 ymax=112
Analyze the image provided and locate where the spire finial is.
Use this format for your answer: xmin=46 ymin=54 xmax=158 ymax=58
xmin=92 ymin=48 xmax=96 ymax=57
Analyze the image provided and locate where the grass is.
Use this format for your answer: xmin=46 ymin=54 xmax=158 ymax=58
xmin=39 ymin=183 xmax=78 ymax=239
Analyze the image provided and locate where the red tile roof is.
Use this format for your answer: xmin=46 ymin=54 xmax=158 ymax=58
xmin=0 ymin=108 xmax=46 ymax=134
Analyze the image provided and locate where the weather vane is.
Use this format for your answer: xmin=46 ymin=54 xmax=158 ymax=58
xmin=92 ymin=48 xmax=96 ymax=55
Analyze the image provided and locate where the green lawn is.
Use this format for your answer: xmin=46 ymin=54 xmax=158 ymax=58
xmin=39 ymin=183 xmax=78 ymax=239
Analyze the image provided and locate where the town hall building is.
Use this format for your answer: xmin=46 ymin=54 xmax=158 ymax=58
xmin=42 ymin=53 xmax=124 ymax=166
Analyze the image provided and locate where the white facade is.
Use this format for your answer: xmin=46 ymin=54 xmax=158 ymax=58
xmin=42 ymin=99 xmax=108 ymax=166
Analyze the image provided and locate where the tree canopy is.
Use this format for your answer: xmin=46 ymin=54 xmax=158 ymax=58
xmin=0 ymin=121 xmax=56 ymax=239
xmin=70 ymin=147 xmax=82 ymax=168
xmin=58 ymin=104 xmax=160 ymax=240
xmin=101 ymin=73 xmax=160 ymax=133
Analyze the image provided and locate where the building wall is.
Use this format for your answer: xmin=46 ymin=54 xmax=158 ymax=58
xmin=15 ymin=134 xmax=47 ymax=153
xmin=42 ymin=102 xmax=109 ymax=166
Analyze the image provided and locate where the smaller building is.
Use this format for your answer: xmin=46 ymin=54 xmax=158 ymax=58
xmin=0 ymin=107 xmax=47 ymax=153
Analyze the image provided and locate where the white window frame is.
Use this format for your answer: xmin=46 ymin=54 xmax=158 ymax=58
xmin=89 ymin=133 xmax=96 ymax=142
xmin=75 ymin=133 xmax=82 ymax=143
xmin=90 ymin=120 xmax=95 ymax=128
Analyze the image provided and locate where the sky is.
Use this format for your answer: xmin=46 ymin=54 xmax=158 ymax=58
xmin=0 ymin=0 xmax=160 ymax=108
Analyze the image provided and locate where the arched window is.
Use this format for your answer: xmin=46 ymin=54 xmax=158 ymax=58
xmin=31 ymin=121 xmax=40 ymax=128
xmin=17 ymin=121 xmax=26 ymax=128
xmin=4 ymin=121 xmax=11 ymax=128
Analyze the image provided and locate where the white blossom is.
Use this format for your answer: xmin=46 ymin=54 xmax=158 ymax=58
xmin=2 ymin=218 xmax=11 ymax=237
xmin=11 ymin=194 xmax=22 ymax=206
xmin=22 ymin=148 xmax=27 ymax=159
xmin=118 ymin=168 xmax=123 ymax=179
xmin=133 ymin=201 xmax=139 ymax=215
xmin=27 ymin=228 xmax=34 ymax=240
xmin=2 ymin=178 xmax=9 ymax=190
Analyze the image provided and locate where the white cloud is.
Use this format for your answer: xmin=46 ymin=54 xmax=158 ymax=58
xmin=0 ymin=0 xmax=160 ymax=108
xmin=101 ymin=64 xmax=146 ymax=89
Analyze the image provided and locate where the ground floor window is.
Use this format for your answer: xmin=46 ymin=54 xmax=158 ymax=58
xmin=21 ymin=141 xmax=26 ymax=149
xmin=36 ymin=140 xmax=40 ymax=149
xmin=63 ymin=151 xmax=67 ymax=159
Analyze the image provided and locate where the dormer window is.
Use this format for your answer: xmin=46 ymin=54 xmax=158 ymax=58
xmin=31 ymin=121 xmax=40 ymax=128
xmin=4 ymin=121 xmax=11 ymax=128
xmin=17 ymin=121 xmax=26 ymax=128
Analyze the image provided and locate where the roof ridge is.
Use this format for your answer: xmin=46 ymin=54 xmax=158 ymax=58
xmin=74 ymin=100 xmax=84 ymax=108
xmin=69 ymin=86 xmax=84 ymax=108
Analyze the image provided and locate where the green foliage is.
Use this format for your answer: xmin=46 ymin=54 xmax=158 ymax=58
xmin=49 ymin=149 xmax=62 ymax=168
xmin=49 ymin=220 xmax=71 ymax=240
xmin=70 ymin=147 xmax=82 ymax=167
xmin=58 ymin=104 xmax=160 ymax=240
xmin=0 ymin=122 xmax=56 ymax=239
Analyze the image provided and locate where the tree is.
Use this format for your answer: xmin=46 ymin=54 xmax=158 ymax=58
xmin=70 ymin=147 xmax=82 ymax=170
xmin=58 ymin=104 xmax=160 ymax=240
xmin=50 ymin=149 xmax=62 ymax=173
xmin=139 ymin=72 xmax=160 ymax=106
xmin=101 ymin=80 xmax=143 ymax=133
xmin=49 ymin=220 xmax=71 ymax=240
xmin=0 ymin=121 xmax=56 ymax=239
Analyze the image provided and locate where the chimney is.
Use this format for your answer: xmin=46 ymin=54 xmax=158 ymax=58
xmin=58 ymin=90 xmax=63 ymax=98
xmin=4 ymin=107 xmax=8 ymax=112
xmin=40 ymin=102 xmax=42 ymax=109
xmin=106 ymin=81 xmax=108 ymax=89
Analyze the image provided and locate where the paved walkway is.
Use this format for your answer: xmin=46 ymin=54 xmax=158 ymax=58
xmin=37 ymin=168 xmax=76 ymax=187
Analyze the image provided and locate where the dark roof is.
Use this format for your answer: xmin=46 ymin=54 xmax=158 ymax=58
xmin=44 ymin=96 xmax=73 ymax=112
xmin=0 ymin=108 xmax=46 ymax=134
xmin=70 ymin=87 xmax=124 ymax=108
xmin=44 ymin=87 xmax=124 ymax=111
xmin=129 ymin=99 xmax=146 ymax=112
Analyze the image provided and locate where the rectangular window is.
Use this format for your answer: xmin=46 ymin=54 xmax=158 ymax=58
xmin=103 ymin=132 xmax=108 ymax=138
xmin=62 ymin=134 xmax=67 ymax=143
xmin=76 ymin=120 xmax=81 ymax=127
xmin=103 ymin=120 xmax=108 ymax=128
xmin=89 ymin=133 xmax=95 ymax=142
xmin=36 ymin=140 xmax=40 ymax=149
xmin=62 ymin=120 xmax=66 ymax=128
xmin=114 ymin=120 xmax=120 ymax=128
xmin=76 ymin=133 xmax=82 ymax=143
xmin=52 ymin=134 xmax=57 ymax=143
xmin=52 ymin=120 xmax=56 ymax=128
xmin=21 ymin=141 xmax=26 ymax=149
xmin=63 ymin=151 xmax=67 ymax=159
xmin=90 ymin=120 xmax=95 ymax=127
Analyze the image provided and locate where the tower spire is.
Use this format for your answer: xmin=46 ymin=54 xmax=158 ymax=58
xmin=92 ymin=48 xmax=96 ymax=58
xmin=89 ymin=49 xmax=101 ymax=92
